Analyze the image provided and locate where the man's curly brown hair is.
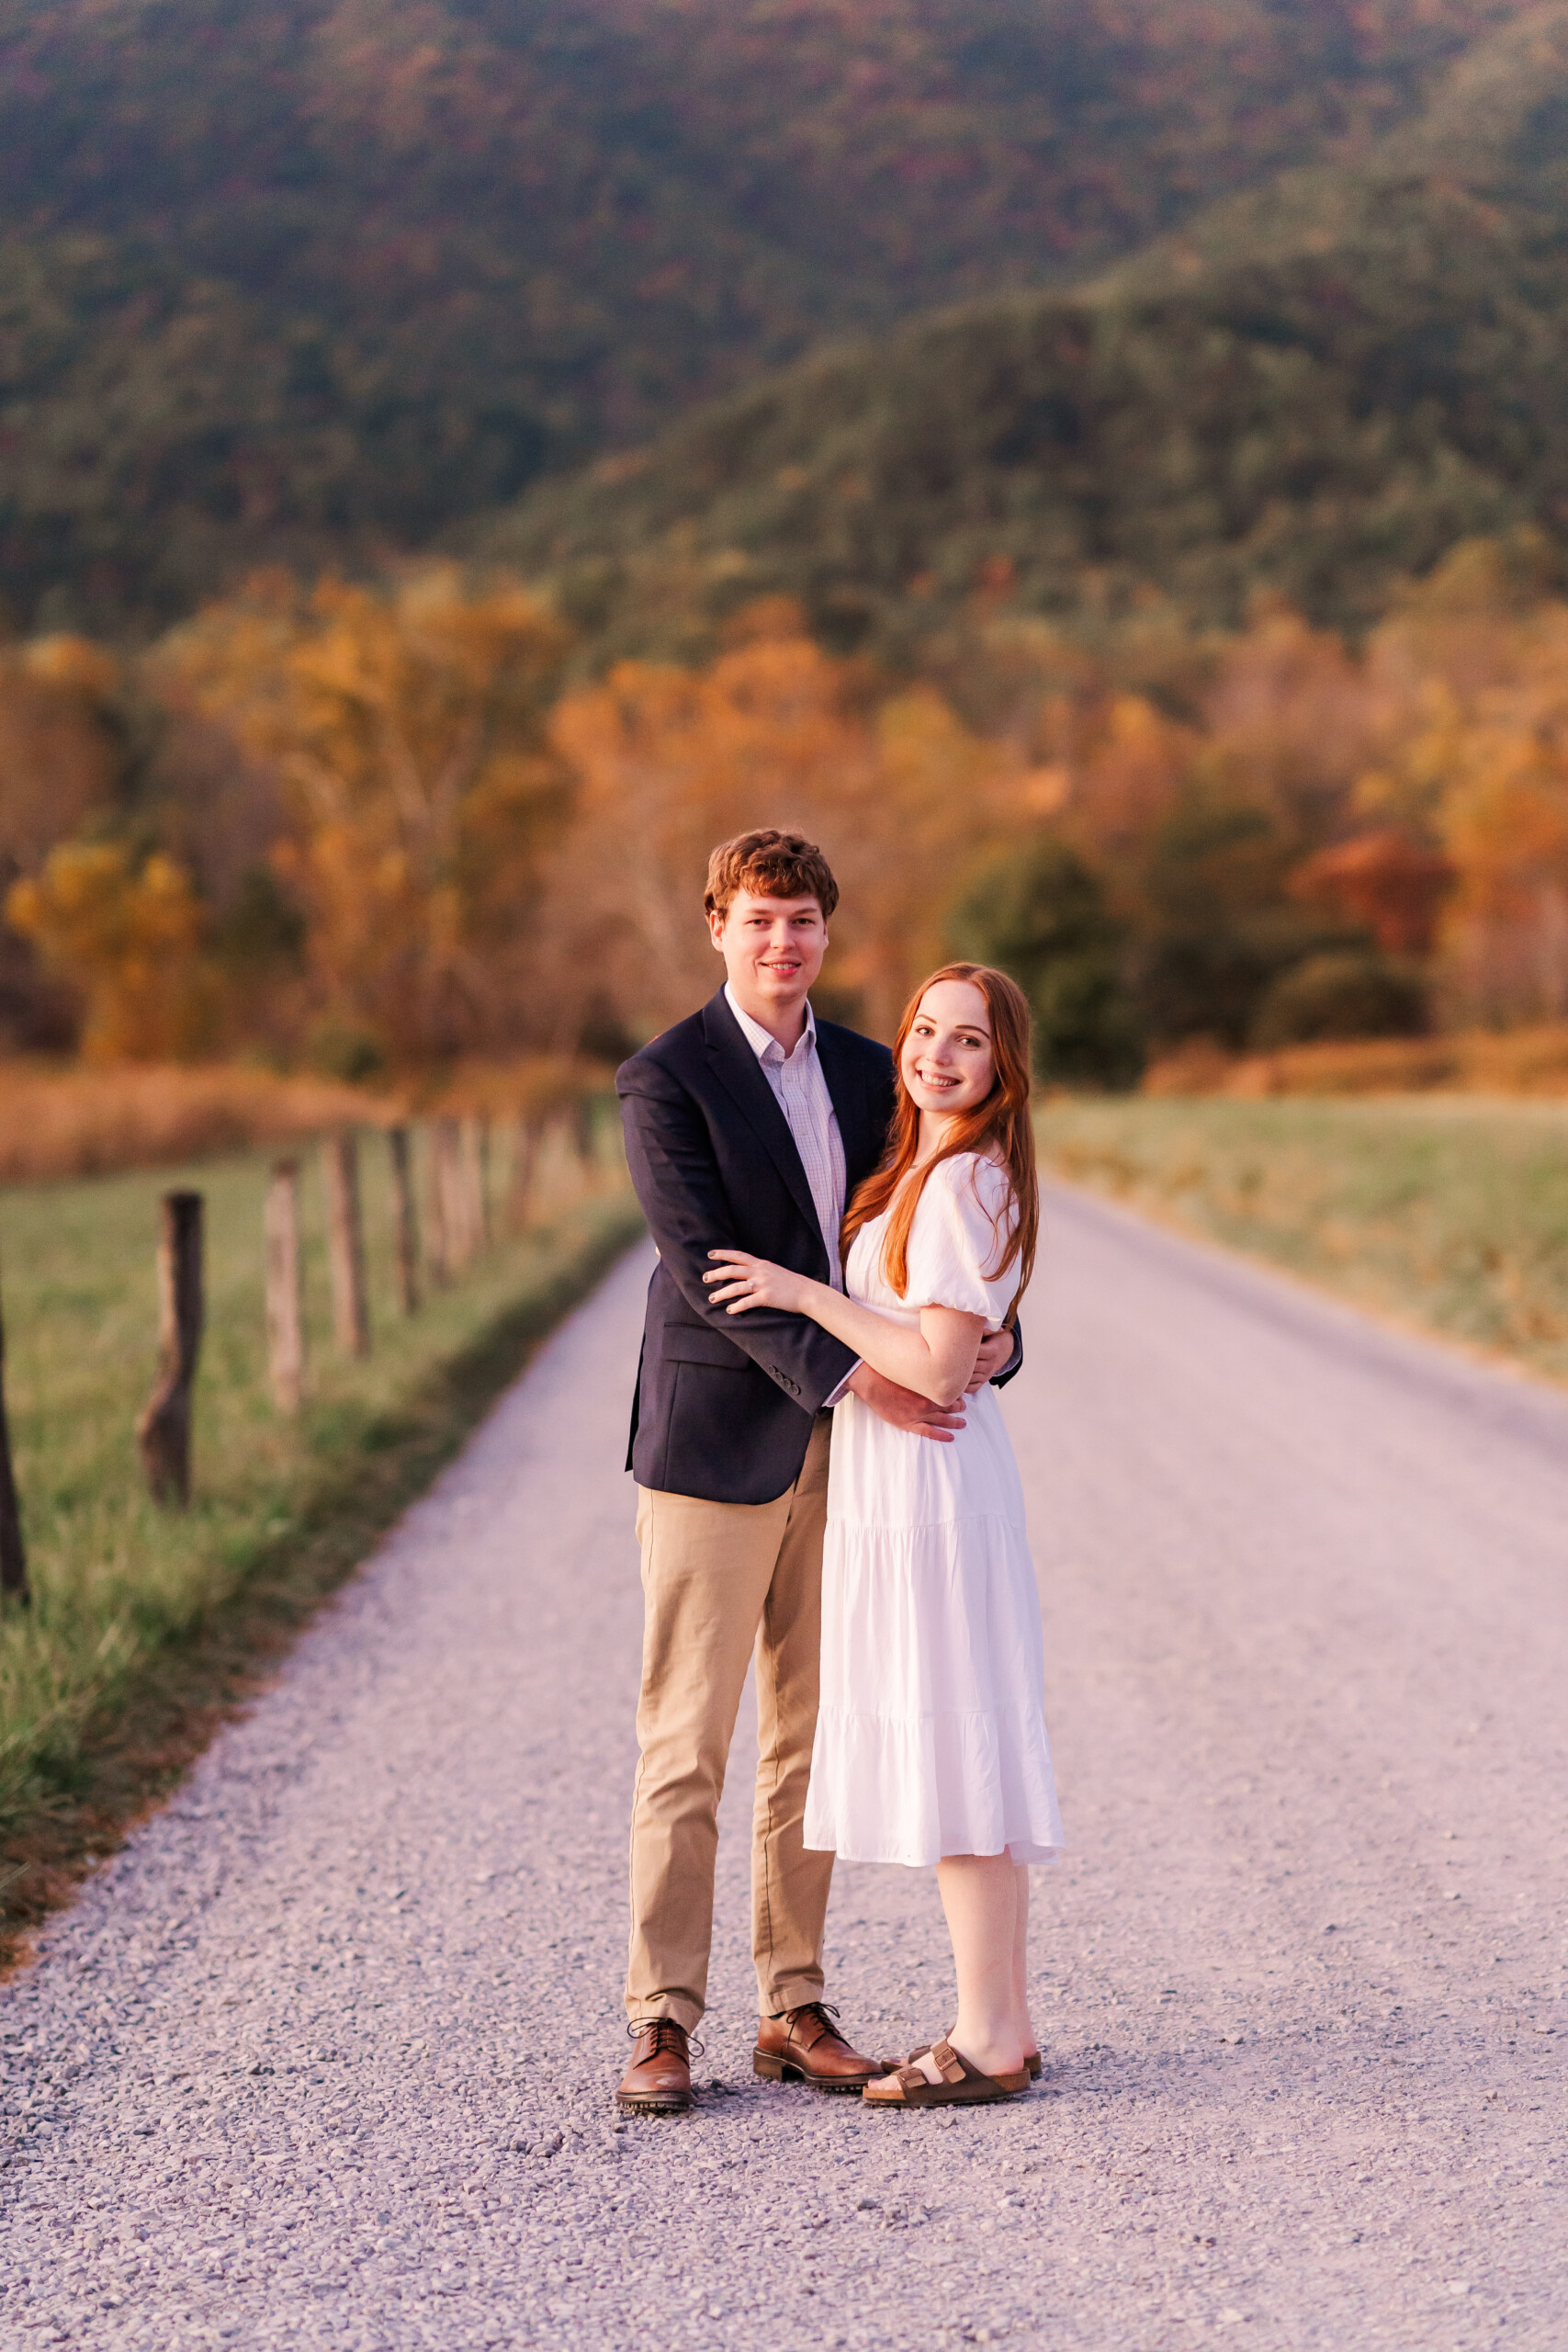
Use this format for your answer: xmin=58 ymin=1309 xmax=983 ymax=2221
xmin=704 ymin=829 xmax=840 ymax=922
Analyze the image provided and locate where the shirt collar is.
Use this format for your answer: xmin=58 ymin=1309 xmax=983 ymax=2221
xmin=725 ymin=980 xmax=817 ymax=1066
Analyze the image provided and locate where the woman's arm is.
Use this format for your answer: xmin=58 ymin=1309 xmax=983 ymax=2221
xmin=618 ymin=1057 xmax=858 ymax=1410
xmin=705 ymin=1250 xmax=987 ymax=1408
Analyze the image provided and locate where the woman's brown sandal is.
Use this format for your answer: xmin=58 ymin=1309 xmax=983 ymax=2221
xmin=908 ymin=2041 xmax=1042 ymax=2082
xmin=863 ymin=2037 xmax=1029 ymax=2108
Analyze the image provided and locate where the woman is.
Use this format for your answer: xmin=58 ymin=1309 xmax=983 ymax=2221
xmin=705 ymin=962 xmax=1062 ymax=2107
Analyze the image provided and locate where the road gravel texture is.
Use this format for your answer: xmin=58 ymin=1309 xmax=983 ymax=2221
xmin=2 ymin=1186 xmax=1565 ymax=2352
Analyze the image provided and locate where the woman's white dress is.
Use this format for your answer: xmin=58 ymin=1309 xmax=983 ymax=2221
xmin=804 ymin=1151 xmax=1064 ymax=1869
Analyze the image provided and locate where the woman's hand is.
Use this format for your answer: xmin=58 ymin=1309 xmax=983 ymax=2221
xmin=705 ymin=1252 xmax=982 ymax=1407
xmin=704 ymin=1250 xmax=810 ymax=1316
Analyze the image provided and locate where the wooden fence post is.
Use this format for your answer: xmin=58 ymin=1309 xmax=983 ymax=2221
xmin=0 ymin=1261 xmax=29 ymax=1603
xmin=265 ymin=1159 xmax=305 ymax=1413
xmin=389 ymin=1126 xmax=420 ymax=1315
xmin=460 ymin=1116 xmax=491 ymax=1257
xmin=546 ymin=1108 xmax=577 ymax=1199
xmin=433 ymin=1118 xmax=473 ymax=1272
xmin=322 ymin=1132 xmax=370 ymax=1358
xmin=506 ymin=1113 xmax=541 ymax=1233
xmin=423 ymin=1122 xmax=450 ymax=1288
xmin=137 ymin=1191 xmax=204 ymax=1506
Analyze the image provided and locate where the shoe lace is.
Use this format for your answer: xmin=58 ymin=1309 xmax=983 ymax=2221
xmin=628 ymin=2018 xmax=705 ymax=2060
xmin=791 ymin=2001 xmax=845 ymax=2047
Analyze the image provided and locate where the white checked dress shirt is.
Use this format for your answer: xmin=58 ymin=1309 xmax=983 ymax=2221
xmin=724 ymin=982 xmax=860 ymax=1405
xmin=724 ymin=983 xmax=848 ymax=1288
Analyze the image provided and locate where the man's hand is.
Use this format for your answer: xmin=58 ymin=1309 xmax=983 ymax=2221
xmin=965 ymin=1329 xmax=1016 ymax=1394
xmin=846 ymin=1362 xmax=965 ymax=1442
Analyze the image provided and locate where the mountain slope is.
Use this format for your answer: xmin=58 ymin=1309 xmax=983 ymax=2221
xmin=472 ymin=5 xmax=1568 ymax=665
xmin=0 ymin=0 xmax=1533 ymax=631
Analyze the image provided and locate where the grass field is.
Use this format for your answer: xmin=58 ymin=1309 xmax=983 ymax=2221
xmin=0 ymin=1117 xmax=642 ymax=1958
xmin=1041 ymin=1094 xmax=1568 ymax=1387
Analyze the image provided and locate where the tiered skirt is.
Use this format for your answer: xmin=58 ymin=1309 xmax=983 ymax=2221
xmin=803 ymin=1389 xmax=1064 ymax=1870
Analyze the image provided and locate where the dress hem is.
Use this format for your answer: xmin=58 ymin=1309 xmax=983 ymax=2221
xmin=802 ymin=1837 xmax=1064 ymax=1869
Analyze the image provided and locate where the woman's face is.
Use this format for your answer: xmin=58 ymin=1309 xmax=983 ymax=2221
xmin=900 ymin=978 xmax=995 ymax=1119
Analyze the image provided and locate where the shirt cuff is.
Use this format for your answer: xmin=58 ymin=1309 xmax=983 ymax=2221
xmin=823 ymin=1360 xmax=862 ymax=1408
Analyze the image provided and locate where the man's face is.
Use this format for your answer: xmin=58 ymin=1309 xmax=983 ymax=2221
xmin=709 ymin=889 xmax=828 ymax=1014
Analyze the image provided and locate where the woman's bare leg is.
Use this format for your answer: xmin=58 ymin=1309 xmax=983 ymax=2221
xmin=1012 ymin=1864 xmax=1039 ymax=2062
xmin=933 ymin=1853 xmax=1026 ymax=2079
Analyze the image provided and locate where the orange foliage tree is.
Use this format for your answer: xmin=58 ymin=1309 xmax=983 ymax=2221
xmin=0 ymin=635 xmax=132 ymax=1050
xmin=1434 ymin=736 xmax=1568 ymax=1023
xmin=0 ymin=636 xmax=125 ymax=876
xmin=6 ymin=844 xmax=213 ymax=1062
xmin=960 ymin=546 xmax=1568 ymax=1045
xmin=13 ymin=534 xmax=1568 ymax=1075
xmin=548 ymin=612 xmax=1015 ymax=1041
xmin=1288 ymin=831 xmax=1454 ymax=956
xmin=1351 ymin=548 xmax=1568 ymax=1022
xmin=160 ymin=568 xmax=572 ymax=1063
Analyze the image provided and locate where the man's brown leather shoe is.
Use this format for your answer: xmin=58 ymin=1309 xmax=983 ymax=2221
xmin=753 ymin=2002 xmax=886 ymax=2093
xmin=616 ymin=2018 xmax=694 ymax=2115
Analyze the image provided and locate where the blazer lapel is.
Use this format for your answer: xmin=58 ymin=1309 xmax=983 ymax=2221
xmin=701 ymin=990 xmax=822 ymax=1239
xmin=815 ymin=1020 xmax=878 ymax=1187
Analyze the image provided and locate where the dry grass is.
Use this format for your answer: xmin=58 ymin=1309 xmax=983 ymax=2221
xmin=1142 ymin=1023 xmax=1568 ymax=1100
xmin=0 ymin=1057 xmax=624 ymax=1185
xmin=0 ymin=1064 xmax=388 ymax=1184
xmin=404 ymin=1055 xmax=615 ymax=1119
xmin=1042 ymin=1093 xmax=1568 ymax=1385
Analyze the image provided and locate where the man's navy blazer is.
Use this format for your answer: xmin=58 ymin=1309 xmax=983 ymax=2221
xmin=616 ymin=987 xmax=1020 ymax=1505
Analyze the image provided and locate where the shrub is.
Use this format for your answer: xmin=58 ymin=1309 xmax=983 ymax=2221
xmin=1248 ymin=951 xmax=1428 ymax=1049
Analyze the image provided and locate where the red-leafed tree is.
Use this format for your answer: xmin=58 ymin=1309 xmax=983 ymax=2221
xmin=1288 ymin=830 xmax=1455 ymax=956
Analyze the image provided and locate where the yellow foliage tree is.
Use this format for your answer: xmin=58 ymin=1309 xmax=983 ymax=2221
xmin=6 ymin=844 xmax=213 ymax=1062
xmin=1353 ymin=557 xmax=1568 ymax=1022
xmin=978 ymin=543 xmax=1568 ymax=1039
xmin=0 ymin=637 xmax=124 ymax=878
xmin=847 ymin=687 xmax=1011 ymax=1024
xmin=1061 ymin=692 xmax=1193 ymax=873
xmin=160 ymin=567 xmax=572 ymax=1062
xmin=1436 ymin=736 xmax=1568 ymax=1023
xmin=549 ymin=616 xmax=1015 ymax=1040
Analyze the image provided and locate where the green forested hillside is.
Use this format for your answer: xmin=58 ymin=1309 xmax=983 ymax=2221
xmin=474 ymin=6 xmax=1568 ymax=669
xmin=0 ymin=0 xmax=1531 ymax=632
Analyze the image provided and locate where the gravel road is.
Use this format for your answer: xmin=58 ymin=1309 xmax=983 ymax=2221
xmin=2 ymin=1186 xmax=1565 ymax=2352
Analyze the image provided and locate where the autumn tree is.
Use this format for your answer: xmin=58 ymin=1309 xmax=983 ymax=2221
xmin=6 ymin=843 xmax=213 ymax=1062
xmin=160 ymin=568 xmax=572 ymax=1065
xmin=1288 ymin=830 xmax=1453 ymax=956
xmin=0 ymin=635 xmax=129 ymax=1051
xmin=1200 ymin=604 xmax=1379 ymax=837
xmin=1352 ymin=545 xmax=1568 ymax=1023
xmin=548 ymin=608 xmax=1015 ymax=1042
xmin=1437 ymin=740 xmax=1568 ymax=1023
xmin=13 ymin=531 xmax=1568 ymax=1079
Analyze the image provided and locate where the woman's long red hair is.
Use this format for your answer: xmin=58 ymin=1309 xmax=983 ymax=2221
xmin=841 ymin=963 xmax=1038 ymax=1324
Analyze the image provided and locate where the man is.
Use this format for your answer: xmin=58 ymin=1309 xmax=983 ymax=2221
xmin=614 ymin=829 xmax=1021 ymax=2115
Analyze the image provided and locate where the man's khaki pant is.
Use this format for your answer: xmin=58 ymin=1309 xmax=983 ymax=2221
xmin=626 ymin=1415 xmax=835 ymax=2032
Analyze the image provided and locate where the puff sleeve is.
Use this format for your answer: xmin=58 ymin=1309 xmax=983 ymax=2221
xmin=902 ymin=1153 xmax=1021 ymax=1327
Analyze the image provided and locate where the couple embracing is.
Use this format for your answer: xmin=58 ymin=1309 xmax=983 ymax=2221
xmin=615 ymin=830 xmax=1063 ymax=2116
